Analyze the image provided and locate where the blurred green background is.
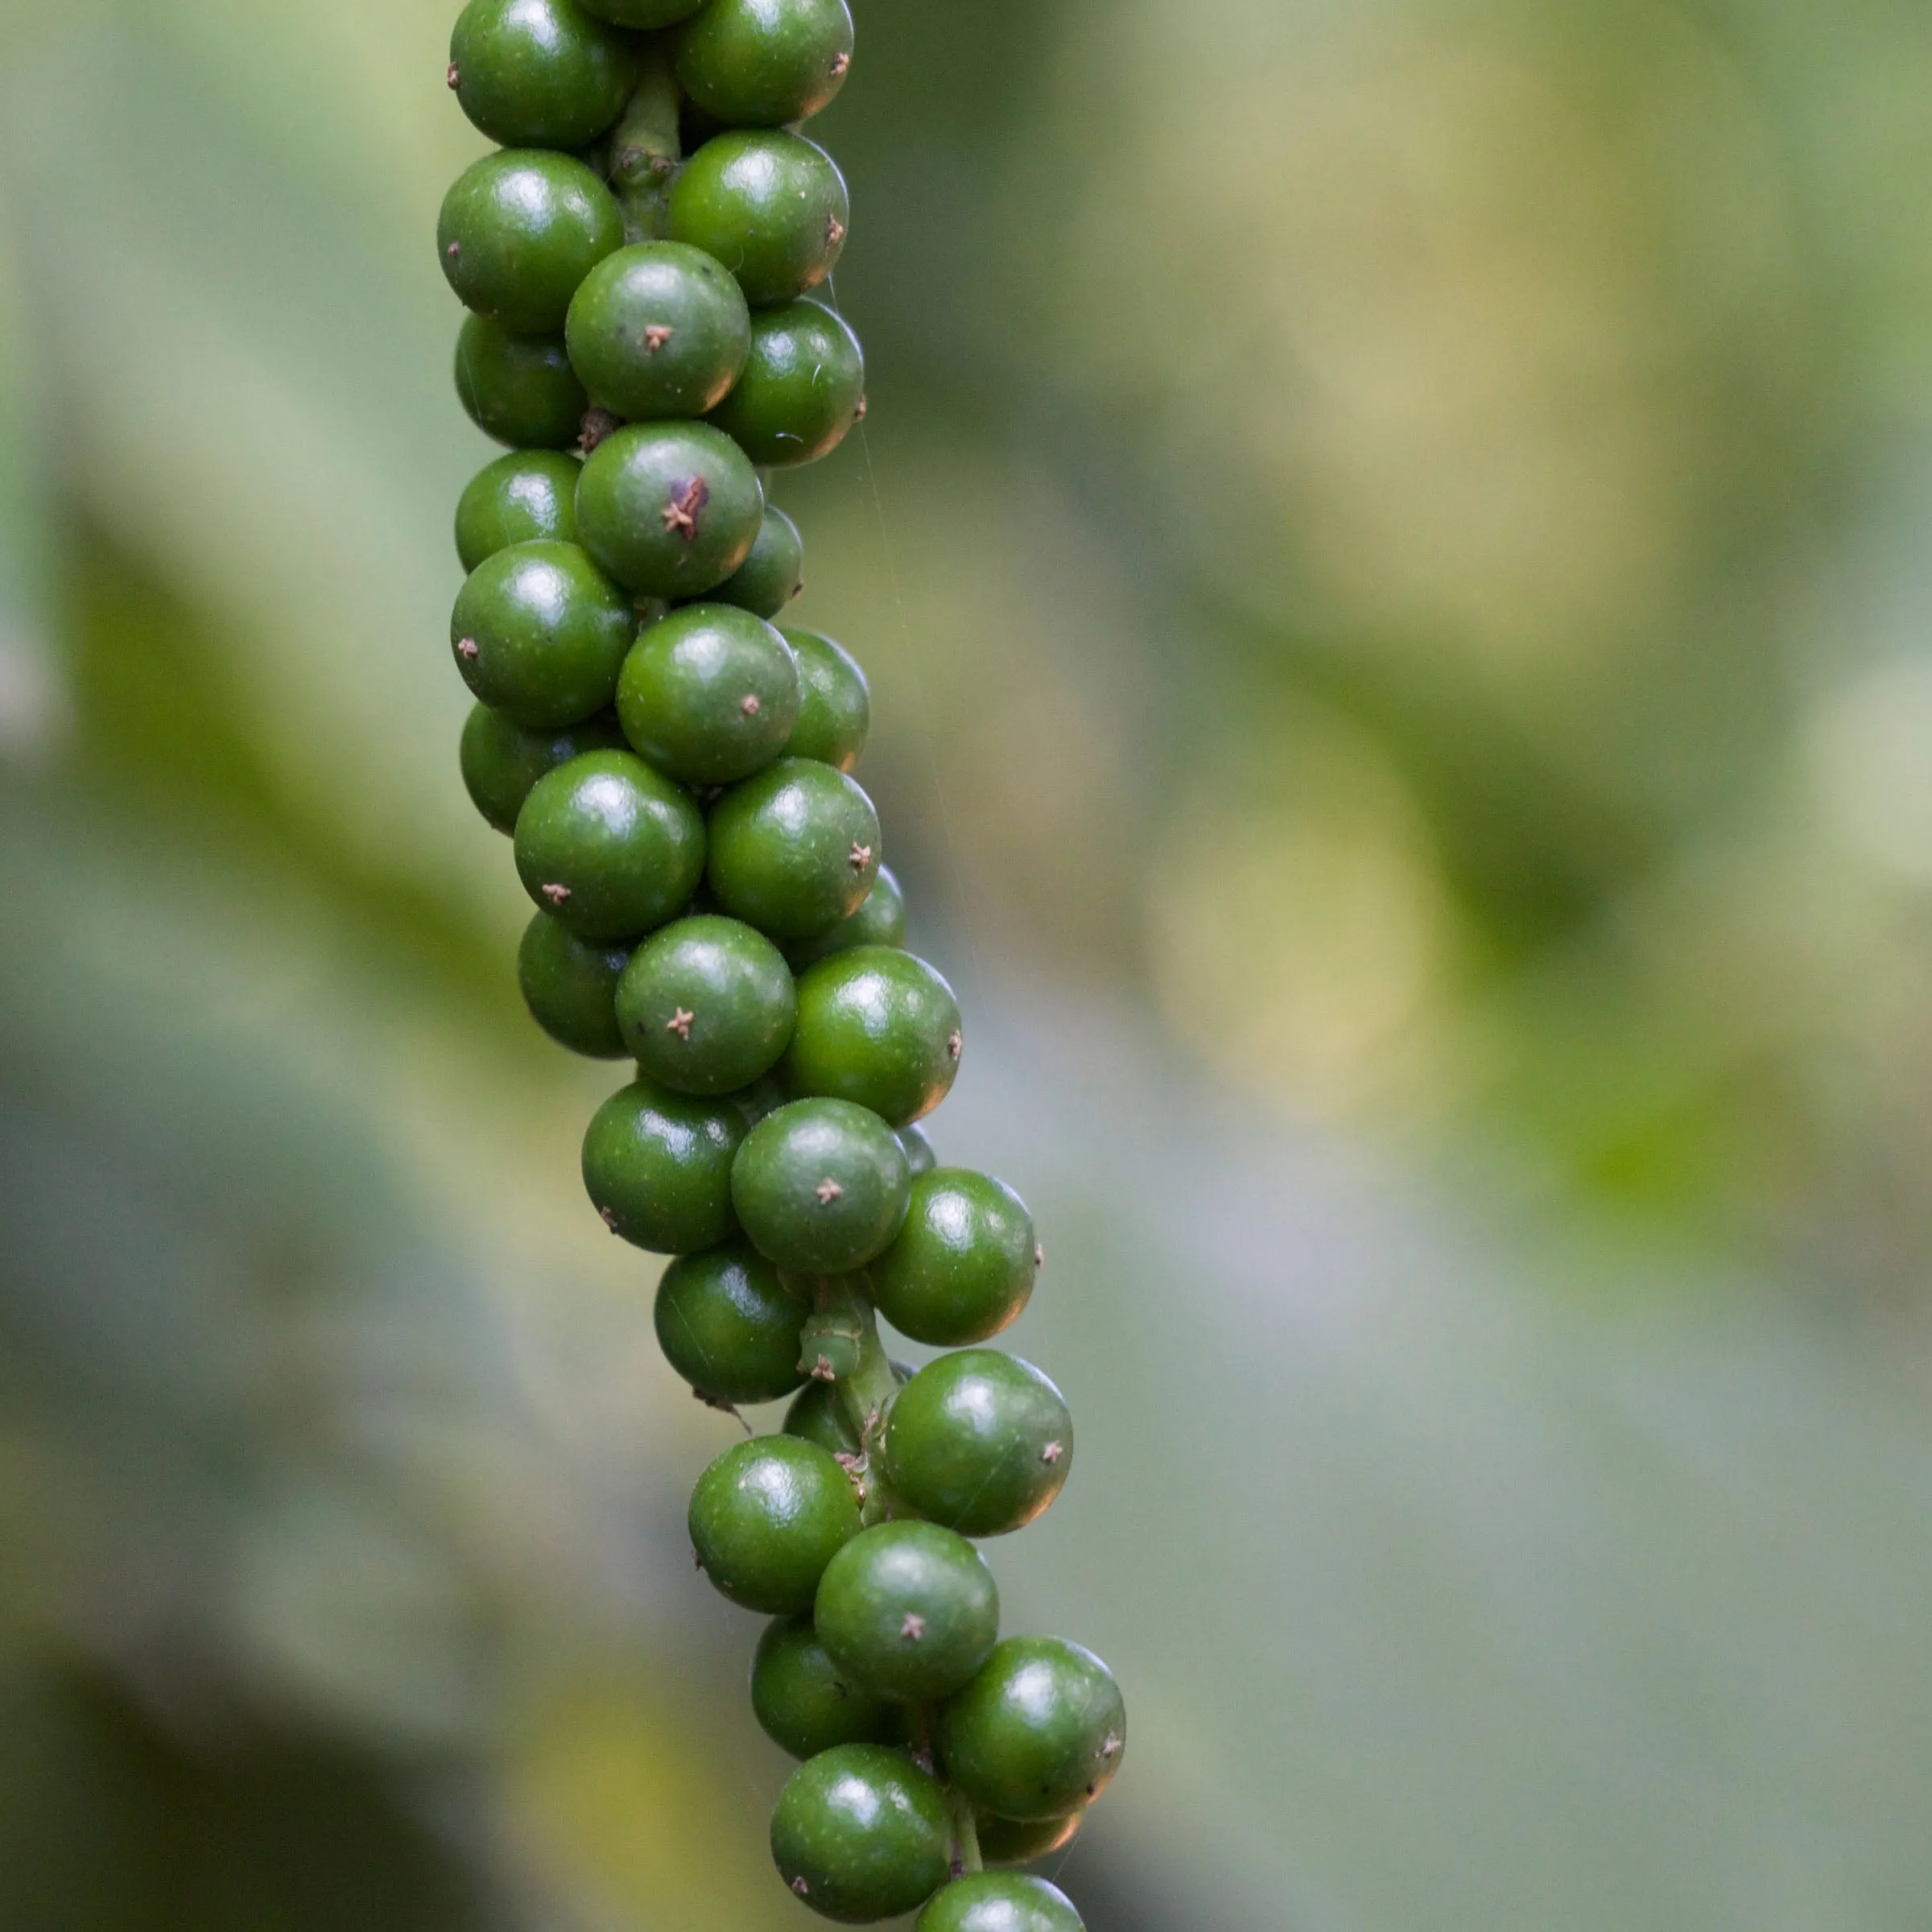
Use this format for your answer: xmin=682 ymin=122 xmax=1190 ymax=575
xmin=2 ymin=0 xmax=1930 ymax=1926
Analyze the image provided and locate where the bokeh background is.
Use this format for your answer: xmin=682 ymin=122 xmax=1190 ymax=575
xmin=2 ymin=0 xmax=1930 ymax=1926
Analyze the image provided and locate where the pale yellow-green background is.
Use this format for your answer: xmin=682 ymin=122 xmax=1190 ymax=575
xmin=1 ymin=2 xmax=1930 ymax=1927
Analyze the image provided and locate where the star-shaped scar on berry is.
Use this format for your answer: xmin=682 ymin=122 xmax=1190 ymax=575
xmin=816 ymin=1179 xmax=844 ymax=1204
xmin=849 ymin=844 xmax=873 ymax=870
xmin=643 ymin=324 xmax=674 ymax=353
xmin=663 ymin=477 xmax=710 ymax=539
xmin=667 ymin=1008 xmax=696 ymax=1039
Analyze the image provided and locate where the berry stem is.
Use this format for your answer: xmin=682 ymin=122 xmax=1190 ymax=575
xmin=605 ymin=37 xmax=682 ymax=243
xmin=810 ymin=1274 xmax=906 ymax=1522
xmin=944 ymin=1784 xmax=984 ymax=1876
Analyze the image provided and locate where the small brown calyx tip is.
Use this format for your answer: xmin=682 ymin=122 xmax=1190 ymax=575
xmin=849 ymin=843 xmax=873 ymax=871
xmin=455 ymin=637 xmax=479 ymax=660
xmin=853 ymin=394 xmax=869 ymax=423
xmin=791 ymin=1876 xmax=810 ymax=1897
xmin=445 ymin=242 xmax=460 ymax=259
xmin=662 ymin=476 xmax=710 ymax=539
xmin=1100 ymin=1731 xmax=1123 ymax=1757
xmin=947 ymin=1030 xmax=964 ymax=1062
xmin=446 ymin=61 xmax=461 ymax=89
xmin=741 ymin=694 xmax=761 ymax=716
xmin=901 ymin=1613 xmax=926 ymax=1641
xmin=950 ymin=1858 xmax=966 ymax=1880
xmin=809 ymin=1354 xmax=838 ymax=1381
xmin=1042 ymin=1440 xmax=1064 ymax=1464
xmin=600 ymin=1207 xmax=619 ymax=1233
xmin=541 ymin=882 xmax=572 ymax=906
xmin=827 ymin=215 xmax=847 ymax=249
xmin=1034 ymin=1243 xmax=1046 ymax=1269
xmin=834 ymin=1451 xmax=865 ymax=1474
xmin=579 ymin=407 xmax=621 ymax=456
xmin=815 ymin=1178 xmax=844 ymax=1204
xmin=667 ymin=1006 xmax=696 ymax=1039
xmin=643 ymin=324 xmax=674 ymax=353
xmin=831 ymin=51 xmax=852 ymax=78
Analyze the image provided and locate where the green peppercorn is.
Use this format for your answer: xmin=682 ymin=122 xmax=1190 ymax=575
xmin=709 ymin=503 xmax=805 ymax=620
xmin=576 ymin=421 xmax=765 ymax=598
xmin=897 ymin=1120 xmax=935 ymax=1178
xmin=732 ymin=1096 xmax=910 ymax=1273
xmin=782 ymin=1360 xmax=910 ymax=1456
xmin=781 ymin=947 xmax=961 ymax=1127
xmin=751 ymin=1615 xmax=904 ymax=1761
xmin=517 ymin=912 xmax=631 ymax=1058
xmin=974 ymin=1811 xmax=1084 ymax=1871
xmin=456 ymin=451 xmax=583 ymax=572
xmin=455 ymin=316 xmax=589 ymax=451
xmin=688 ymin=1434 xmax=861 ymax=1612
xmin=769 ymin=1744 xmax=952 ymax=1923
xmin=452 ymin=541 xmax=635 ymax=729
xmin=514 ymin=748 xmax=707 ymax=939
xmin=709 ymin=299 xmax=864 ymax=468
xmin=675 ymin=0 xmax=854 ymax=128
xmin=582 ymin=1074 xmax=746 ymax=1253
xmin=668 ymin=130 xmax=848 ymax=308
xmin=884 ymin=1352 xmax=1072 ymax=1538
xmin=867 ymin=1170 xmax=1038 ymax=1348
xmin=815 ymin=1521 xmax=999 ymax=1703
xmin=708 ymin=758 xmax=881 ymax=939
xmin=939 ymin=1638 xmax=1126 ymax=1823
xmin=576 ymin=0 xmax=704 ymax=25
xmin=915 ymin=1874 xmax=1086 ymax=1932
xmin=448 ymin=0 xmax=637 ymax=150
xmin=781 ymin=630 xmax=870 ymax=771
xmin=440 ymin=149 xmax=624 ymax=334
xmin=617 ymin=914 xmax=797 ymax=1094
xmin=654 ymin=1239 xmax=810 ymax=1403
xmin=459 ymin=703 xmax=625 ymax=835
xmin=567 ymin=242 xmax=752 ymax=420
xmin=617 ymin=604 xmax=801 ymax=785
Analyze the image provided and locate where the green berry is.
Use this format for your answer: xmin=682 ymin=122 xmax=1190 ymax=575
xmin=459 ymin=703 xmax=625 ymax=834
xmin=867 ymin=1170 xmax=1037 ymax=1348
xmin=770 ymin=1744 xmax=952 ymax=1923
xmin=897 ymin=1121 xmax=936 ymax=1178
xmin=456 ymin=451 xmax=582 ymax=572
xmin=708 ymin=758 xmax=881 ymax=938
xmin=732 ymin=1096 xmax=910 ymax=1273
xmin=815 ymin=1521 xmax=999 ymax=1703
xmin=710 ymin=300 xmax=864 ymax=468
xmin=709 ymin=503 xmax=805 ymax=620
xmin=675 ymin=0 xmax=854 ymax=127
xmin=751 ymin=1615 xmax=904 ymax=1761
xmin=654 ymin=1239 xmax=810 ymax=1403
xmin=973 ymin=1812 xmax=1084 ymax=1870
xmin=514 ymin=748 xmax=707 ymax=939
xmin=452 ymin=541 xmax=635 ymax=729
xmin=440 ymin=149 xmax=623 ymax=334
xmin=566 ymin=242 xmax=752 ymax=420
xmin=786 ymin=866 xmax=906 ymax=971
xmin=782 ymin=630 xmax=870 ymax=771
xmin=616 ymin=604 xmax=801 ymax=785
xmin=884 ymin=1352 xmax=1071 ymax=1538
xmin=455 ymin=316 xmax=588 ymax=450
xmin=781 ymin=947 xmax=961 ymax=1128
xmin=915 ymin=1874 xmax=1085 ymax=1932
xmin=517 ymin=912 xmax=630 ymax=1058
xmin=617 ymin=914 xmax=797 ymax=1094
xmin=688 ymin=1434 xmax=861 ymax=1612
xmin=782 ymin=1360 xmax=909 ymax=1456
xmin=576 ymin=421 xmax=765 ymax=598
xmin=448 ymin=0 xmax=636 ymax=150
xmin=938 ymin=1639 xmax=1125 ymax=1823
xmin=576 ymin=0 xmax=703 ymax=25
xmin=668 ymin=130 xmax=848 ymax=308
xmin=582 ymin=1075 xmax=746 ymax=1253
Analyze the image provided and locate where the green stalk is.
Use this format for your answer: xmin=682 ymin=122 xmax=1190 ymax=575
xmin=944 ymin=1785 xmax=984 ymax=1876
xmin=801 ymin=1274 xmax=906 ymax=1525
xmin=606 ymin=37 xmax=682 ymax=242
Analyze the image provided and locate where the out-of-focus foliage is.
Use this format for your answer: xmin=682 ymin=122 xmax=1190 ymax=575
xmin=1 ymin=0 xmax=1930 ymax=1928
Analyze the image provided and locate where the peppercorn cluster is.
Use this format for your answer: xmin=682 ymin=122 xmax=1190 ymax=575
xmin=436 ymin=2 xmax=1125 ymax=1924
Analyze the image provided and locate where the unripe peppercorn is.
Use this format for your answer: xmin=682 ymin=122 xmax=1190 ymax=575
xmin=770 ymin=1744 xmax=952 ymax=1923
xmin=689 ymin=1434 xmax=861 ymax=1613
xmin=669 ymin=130 xmax=848 ymax=309
xmin=448 ymin=0 xmax=637 ymax=151
xmin=440 ymin=150 xmax=623 ymax=335
xmin=915 ymin=1874 xmax=1087 ymax=1932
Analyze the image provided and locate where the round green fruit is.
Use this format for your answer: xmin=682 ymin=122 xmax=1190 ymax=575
xmin=707 ymin=758 xmax=881 ymax=939
xmin=514 ymin=748 xmax=706 ymax=939
xmin=668 ymin=130 xmax=848 ymax=308
xmin=517 ymin=912 xmax=630 ymax=1059
xmin=448 ymin=0 xmax=636 ymax=150
xmin=566 ymin=242 xmax=751 ymax=420
xmin=582 ymin=1075 xmax=746 ymax=1253
xmin=616 ymin=604 xmax=800 ymax=785
xmin=975 ymin=1812 xmax=1084 ymax=1870
xmin=675 ymin=0 xmax=854 ymax=127
xmin=455 ymin=316 xmax=588 ymax=451
xmin=459 ymin=703 xmax=624 ymax=835
xmin=732 ymin=1097 xmax=910 ymax=1274
xmin=654 ymin=1239 xmax=809 ymax=1403
xmin=782 ymin=1360 xmax=909 ymax=1457
xmin=939 ymin=1639 xmax=1125 ymax=1823
xmin=709 ymin=502 xmax=804 ymax=619
xmin=884 ymin=1352 xmax=1071 ymax=1538
xmin=782 ymin=947 xmax=961 ymax=1128
xmin=915 ymin=1874 xmax=1085 ymax=1932
xmin=770 ymin=1744 xmax=952 ymax=1925
xmin=867 ymin=1170 xmax=1037 ymax=1348
xmin=710 ymin=299 xmax=863 ymax=467
xmin=576 ymin=421 xmax=764 ymax=598
xmin=751 ymin=1616 xmax=904 ymax=1762
xmin=617 ymin=914 xmax=796 ymax=1094
xmin=688 ymin=1434 xmax=861 ymax=1612
xmin=452 ymin=541 xmax=634 ymax=729
xmin=456 ymin=451 xmax=582 ymax=572
xmin=787 ymin=867 xmax=905 ymax=971
xmin=782 ymin=630 xmax=870 ymax=771
xmin=815 ymin=1521 xmax=999 ymax=1703
xmin=439 ymin=149 xmax=622 ymax=334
